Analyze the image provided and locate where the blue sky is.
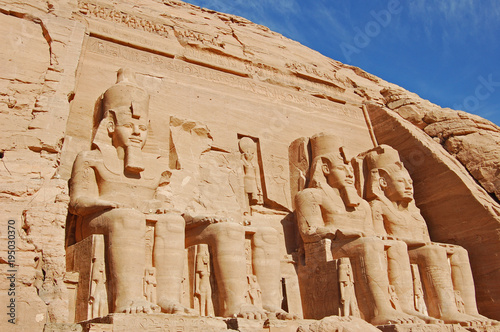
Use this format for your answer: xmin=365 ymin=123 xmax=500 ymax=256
xmin=187 ymin=0 xmax=500 ymax=126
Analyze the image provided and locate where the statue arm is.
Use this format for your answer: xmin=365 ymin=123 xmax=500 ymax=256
xmin=295 ymin=190 xmax=335 ymax=243
xmin=69 ymin=151 xmax=121 ymax=216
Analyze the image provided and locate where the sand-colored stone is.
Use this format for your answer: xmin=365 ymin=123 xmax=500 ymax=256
xmin=360 ymin=144 xmax=494 ymax=325
xmin=0 ymin=0 xmax=499 ymax=331
xmin=366 ymin=103 xmax=500 ymax=319
xmin=380 ymin=88 xmax=500 ymax=202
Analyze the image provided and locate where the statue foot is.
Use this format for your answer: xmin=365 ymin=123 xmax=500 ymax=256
xmin=236 ymin=303 xmax=267 ymax=320
xmin=115 ymin=299 xmax=160 ymax=314
xmin=371 ymin=310 xmax=424 ymax=325
xmin=471 ymin=313 xmax=500 ymax=326
xmin=439 ymin=312 xmax=491 ymax=327
xmin=403 ymin=309 xmax=443 ymax=324
xmin=157 ymin=298 xmax=197 ymax=316
xmin=263 ymin=305 xmax=298 ymax=320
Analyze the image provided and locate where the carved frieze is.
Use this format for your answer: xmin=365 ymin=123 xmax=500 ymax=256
xmin=77 ymin=1 xmax=170 ymax=37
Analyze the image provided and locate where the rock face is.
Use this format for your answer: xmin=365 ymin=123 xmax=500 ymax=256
xmin=0 ymin=0 xmax=499 ymax=331
xmin=380 ymin=88 xmax=500 ymax=203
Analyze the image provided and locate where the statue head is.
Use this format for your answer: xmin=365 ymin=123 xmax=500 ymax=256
xmin=364 ymin=145 xmax=413 ymax=205
xmin=239 ymin=137 xmax=257 ymax=162
xmin=308 ymin=133 xmax=360 ymax=208
xmin=308 ymin=133 xmax=354 ymax=190
xmin=93 ymin=68 xmax=151 ymax=173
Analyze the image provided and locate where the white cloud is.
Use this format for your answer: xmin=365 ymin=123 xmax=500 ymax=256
xmin=407 ymin=0 xmax=499 ymax=43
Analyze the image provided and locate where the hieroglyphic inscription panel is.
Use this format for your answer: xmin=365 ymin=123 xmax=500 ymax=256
xmin=85 ymin=37 xmax=362 ymax=119
xmin=76 ymin=1 xmax=350 ymax=103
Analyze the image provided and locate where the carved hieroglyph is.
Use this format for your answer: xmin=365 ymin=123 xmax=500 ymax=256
xmin=361 ymin=144 xmax=498 ymax=326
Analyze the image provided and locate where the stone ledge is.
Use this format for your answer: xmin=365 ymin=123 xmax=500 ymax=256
xmin=78 ymin=313 xmax=230 ymax=332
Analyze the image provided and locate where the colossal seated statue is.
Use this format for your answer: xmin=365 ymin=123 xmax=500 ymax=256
xmin=68 ymin=68 xmax=191 ymax=315
xmin=362 ymin=144 xmax=498 ymax=326
xmin=294 ymin=133 xmax=423 ymax=324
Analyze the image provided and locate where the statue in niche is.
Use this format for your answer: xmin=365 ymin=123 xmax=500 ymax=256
xmin=144 ymin=267 xmax=157 ymax=304
xmin=338 ymin=257 xmax=359 ymax=317
xmin=363 ymin=144 xmax=498 ymax=326
xmin=239 ymin=136 xmax=263 ymax=214
xmin=294 ymin=133 xmax=423 ymax=325
xmin=69 ymin=68 xmax=193 ymax=315
xmin=411 ymin=264 xmax=427 ymax=315
xmin=194 ymin=244 xmax=214 ymax=317
xmin=89 ymin=259 xmax=108 ymax=319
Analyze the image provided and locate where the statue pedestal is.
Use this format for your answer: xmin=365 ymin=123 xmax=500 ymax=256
xmin=79 ymin=314 xmax=228 ymax=332
xmin=377 ymin=324 xmax=470 ymax=332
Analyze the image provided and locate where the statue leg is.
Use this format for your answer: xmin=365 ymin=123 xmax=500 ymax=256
xmin=449 ymin=246 xmax=497 ymax=324
xmin=410 ymin=244 xmax=486 ymax=326
xmin=154 ymin=212 xmax=194 ymax=314
xmin=448 ymin=246 xmax=477 ymax=314
xmin=83 ymin=208 xmax=158 ymax=313
xmin=386 ymin=240 xmax=441 ymax=323
xmin=186 ymin=222 xmax=266 ymax=319
xmin=253 ymin=227 xmax=294 ymax=319
xmin=336 ymin=237 xmax=422 ymax=325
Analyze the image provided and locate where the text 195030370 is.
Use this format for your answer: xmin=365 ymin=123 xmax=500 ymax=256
xmin=6 ymin=219 xmax=16 ymax=325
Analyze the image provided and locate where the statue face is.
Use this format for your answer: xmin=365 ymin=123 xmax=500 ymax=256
xmin=382 ymin=169 xmax=413 ymax=203
xmin=324 ymin=159 xmax=355 ymax=189
xmin=108 ymin=109 xmax=148 ymax=149
xmin=243 ymin=150 xmax=254 ymax=162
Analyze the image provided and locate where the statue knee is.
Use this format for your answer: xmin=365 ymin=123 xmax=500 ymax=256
xmin=418 ymin=244 xmax=446 ymax=262
xmin=390 ymin=240 xmax=408 ymax=252
xmin=107 ymin=208 xmax=145 ymax=233
xmin=450 ymin=245 xmax=470 ymax=263
xmin=156 ymin=213 xmax=185 ymax=235
xmin=254 ymin=227 xmax=279 ymax=248
xmin=358 ymin=237 xmax=384 ymax=252
xmin=210 ymin=222 xmax=245 ymax=242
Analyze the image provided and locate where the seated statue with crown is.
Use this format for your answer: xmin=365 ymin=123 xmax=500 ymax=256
xmin=294 ymin=133 xmax=425 ymax=325
xmin=361 ymin=144 xmax=498 ymax=326
xmin=68 ymin=68 xmax=193 ymax=315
